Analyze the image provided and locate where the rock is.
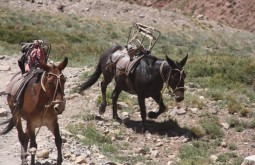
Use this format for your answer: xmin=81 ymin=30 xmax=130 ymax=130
xmin=221 ymin=122 xmax=230 ymax=129
xmin=121 ymin=112 xmax=130 ymax=119
xmin=177 ymin=108 xmax=186 ymax=115
xmin=61 ymin=129 xmax=73 ymax=137
xmin=189 ymin=107 xmax=198 ymax=114
xmin=167 ymin=161 xmax=173 ymax=165
xmin=139 ymin=14 xmax=145 ymax=18
xmin=0 ymin=55 xmax=5 ymax=60
xmin=150 ymin=150 xmax=159 ymax=158
xmin=65 ymin=93 xmax=80 ymax=100
xmin=210 ymin=155 xmax=218 ymax=162
xmin=221 ymin=141 xmax=227 ymax=148
xmin=36 ymin=149 xmax=49 ymax=159
xmin=0 ymin=66 xmax=10 ymax=71
xmin=156 ymin=142 xmax=163 ymax=147
xmin=137 ymin=148 xmax=146 ymax=155
xmin=199 ymin=96 xmax=205 ymax=100
xmin=63 ymin=152 xmax=72 ymax=159
xmin=76 ymin=134 xmax=86 ymax=140
xmin=112 ymin=122 xmax=120 ymax=127
xmin=105 ymin=161 xmax=118 ymax=165
xmin=98 ymin=154 xmax=105 ymax=159
xmin=0 ymin=108 xmax=7 ymax=117
xmin=169 ymin=108 xmax=177 ymax=116
xmin=134 ymin=162 xmax=146 ymax=165
xmin=75 ymin=155 xmax=87 ymax=164
xmin=244 ymin=155 xmax=255 ymax=164
xmin=37 ymin=0 xmax=43 ymax=4
xmin=117 ymin=102 xmax=129 ymax=109
xmin=197 ymin=14 xmax=204 ymax=20
xmin=57 ymin=4 xmax=65 ymax=12
xmin=182 ymin=138 xmax=189 ymax=143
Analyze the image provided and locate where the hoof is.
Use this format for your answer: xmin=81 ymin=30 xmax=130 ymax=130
xmin=29 ymin=147 xmax=37 ymax=155
xmin=99 ymin=104 xmax=106 ymax=115
xmin=21 ymin=160 xmax=28 ymax=165
xmin=148 ymin=111 xmax=158 ymax=119
xmin=113 ymin=116 xmax=122 ymax=123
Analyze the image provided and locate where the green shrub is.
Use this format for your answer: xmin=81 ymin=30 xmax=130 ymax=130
xmin=228 ymin=143 xmax=237 ymax=150
xmin=226 ymin=117 xmax=240 ymax=128
xmin=200 ymin=113 xmax=224 ymax=139
xmin=179 ymin=141 xmax=212 ymax=164
xmin=190 ymin=126 xmax=206 ymax=138
xmin=217 ymin=152 xmax=238 ymax=163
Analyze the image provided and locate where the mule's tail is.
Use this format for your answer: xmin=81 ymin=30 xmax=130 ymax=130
xmin=0 ymin=117 xmax=14 ymax=135
xmin=78 ymin=62 xmax=102 ymax=93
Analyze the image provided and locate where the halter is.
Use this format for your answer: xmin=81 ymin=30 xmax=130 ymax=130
xmin=35 ymin=71 xmax=65 ymax=137
xmin=41 ymin=71 xmax=65 ymax=107
xmin=160 ymin=61 xmax=185 ymax=98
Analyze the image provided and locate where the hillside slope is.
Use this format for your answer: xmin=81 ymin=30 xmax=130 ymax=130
xmin=1 ymin=0 xmax=255 ymax=58
xmin=117 ymin=0 xmax=255 ymax=32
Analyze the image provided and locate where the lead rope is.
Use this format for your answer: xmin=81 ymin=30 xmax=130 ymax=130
xmin=159 ymin=61 xmax=172 ymax=103
xmin=35 ymin=72 xmax=63 ymax=137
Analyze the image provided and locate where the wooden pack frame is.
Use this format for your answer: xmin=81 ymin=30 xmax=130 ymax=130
xmin=126 ymin=23 xmax=161 ymax=52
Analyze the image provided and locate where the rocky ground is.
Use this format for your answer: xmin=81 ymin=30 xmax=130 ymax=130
xmin=1 ymin=0 xmax=255 ymax=165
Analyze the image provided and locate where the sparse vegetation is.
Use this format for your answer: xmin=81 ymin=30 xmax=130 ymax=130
xmin=200 ymin=113 xmax=224 ymax=139
xmin=178 ymin=140 xmax=216 ymax=164
xmin=1 ymin=1 xmax=255 ymax=164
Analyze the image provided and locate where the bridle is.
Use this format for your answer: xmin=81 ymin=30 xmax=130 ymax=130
xmin=41 ymin=71 xmax=65 ymax=107
xmin=35 ymin=71 xmax=65 ymax=137
xmin=160 ymin=61 xmax=185 ymax=98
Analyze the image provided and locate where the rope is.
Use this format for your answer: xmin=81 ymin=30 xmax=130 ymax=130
xmin=35 ymin=72 xmax=63 ymax=137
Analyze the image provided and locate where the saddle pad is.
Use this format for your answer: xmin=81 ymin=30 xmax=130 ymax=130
xmin=5 ymin=72 xmax=24 ymax=96
xmin=5 ymin=69 xmax=42 ymax=103
xmin=110 ymin=48 xmax=127 ymax=63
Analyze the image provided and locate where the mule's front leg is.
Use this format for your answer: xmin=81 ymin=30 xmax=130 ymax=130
xmin=51 ymin=122 xmax=63 ymax=165
xmin=16 ymin=117 xmax=29 ymax=165
xmin=99 ymin=79 xmax=111 ymax=115
xmin=148 ymin=93 xmax=166 ymax=119
xmin=28 ymin=126 xmax=37 ymax=165
xmin=138 ymin=96 xmax=146 ymax=122
xmin=112 ymin=86 xmax=122 ymax=121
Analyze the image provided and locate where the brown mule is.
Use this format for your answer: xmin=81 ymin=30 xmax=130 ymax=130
xmin=0 ymin=57 xmax=68 ymax=165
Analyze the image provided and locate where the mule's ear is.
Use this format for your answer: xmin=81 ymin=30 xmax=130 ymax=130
xmin=58 ymin=57 xmax=68 ymax=71
xmin=38 ymin=58 xmax=51 ymax=72
xmin=180 ymin=54 xmax=188 ymax=67
xmin=166 ymin=55 xmax=176 ymax=68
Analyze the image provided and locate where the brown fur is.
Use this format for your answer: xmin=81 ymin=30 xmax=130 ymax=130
xmin=1 ymin=57 xmax=68 ymax=165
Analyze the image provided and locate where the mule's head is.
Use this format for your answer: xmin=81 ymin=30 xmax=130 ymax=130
xmin=166 ymin=54 xmax=188 ymax=102
xmin=39 ymin=57 xmax=68 ymax=114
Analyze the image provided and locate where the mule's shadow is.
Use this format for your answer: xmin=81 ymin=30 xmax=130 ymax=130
xmin=35 ymin=161 xmax=52 ymax=165
xmin=122 ymin=118 xmax=195 ymax=139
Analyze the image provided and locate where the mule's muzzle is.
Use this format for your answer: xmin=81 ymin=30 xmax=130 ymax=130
xmin=53 ymin=99 xmax=66 ymax=114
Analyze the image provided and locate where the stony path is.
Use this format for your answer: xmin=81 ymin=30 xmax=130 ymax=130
xmin=0 ymin=55 xmax=111 ymax=165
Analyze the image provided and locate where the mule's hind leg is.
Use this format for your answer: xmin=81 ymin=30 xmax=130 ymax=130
xmin=27 ymin=124 xmax=37 ymax=165
xmin=99 ymin=75 xmax=113 ymax=115
xmin=49 ymin=122 xmax=63 ymax=165
xmin=137 ymin=96 xmax=146 ymax=122
xmin=16 ymin=116 xmax=29 ymax=165
xmin=112 ymin=85 xmax=122 ymax=121
xmin=148 ymin=93 xmax=166 ymax=119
